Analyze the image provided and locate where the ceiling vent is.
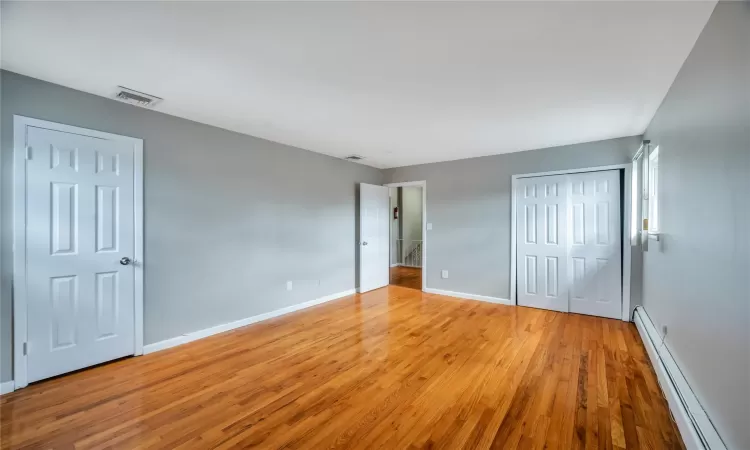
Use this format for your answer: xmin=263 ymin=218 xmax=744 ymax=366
xmin=344 ymin=155 xmax=365 ymax=161
xmin=114 ymin=86 xmax=162 ymax=108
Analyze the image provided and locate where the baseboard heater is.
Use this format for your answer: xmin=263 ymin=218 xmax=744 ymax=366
xmin=633 ymin=307 xmax=727 ymax=450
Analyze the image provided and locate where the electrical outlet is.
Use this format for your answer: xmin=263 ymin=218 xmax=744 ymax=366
xmin=441 ymin=270 xmax=449 ymax=279
xmin=286 ymin=281 xmax=293 ymax=291
xmin=427 ymin=223 xmax=433 ymax=231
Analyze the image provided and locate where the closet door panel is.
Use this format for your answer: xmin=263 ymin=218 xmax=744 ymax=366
xmin=567 ymin=170 xmax=622 ymax=319
xmin=516 ymin=175 xmax=569 ymax=312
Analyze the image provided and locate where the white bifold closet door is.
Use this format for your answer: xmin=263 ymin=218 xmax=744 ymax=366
xmin=516 ymin=170 xmax=622 ymax=319
xmin=516 ymin=174 xmax=570 ymax=313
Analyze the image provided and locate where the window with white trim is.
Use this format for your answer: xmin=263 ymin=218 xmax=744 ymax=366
xmin=646 ymin=146 xmax=660 ymax=232
xmin=631 ymin=157 xmax=639 ymax=242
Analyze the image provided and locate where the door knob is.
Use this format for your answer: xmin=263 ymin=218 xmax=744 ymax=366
xmin=120 ymin=257 xmax=132 ymax=266
xmin=362 ymin=242 xmax=368 ymax=246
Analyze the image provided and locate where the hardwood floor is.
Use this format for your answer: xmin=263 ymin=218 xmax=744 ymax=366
xmin=0 ymin=286 xmax=683 ymax=449
xmin=390 ymin=265 xmax=422 ymax=290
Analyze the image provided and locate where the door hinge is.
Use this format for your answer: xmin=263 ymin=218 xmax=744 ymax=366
xmin=23 ymin=342 xmax=27 ymax=356
xmin=25 ymin=146 xmax=32 ymax=160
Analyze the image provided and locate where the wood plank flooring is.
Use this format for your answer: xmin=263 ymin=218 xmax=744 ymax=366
xmin=390 ymin=266 xmax=422 ymax=290
xmin=0 ymin=286 xmax=683 ymax=449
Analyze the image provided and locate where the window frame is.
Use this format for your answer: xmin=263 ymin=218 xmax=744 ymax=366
xmin=646 ymin=146 xmax=660 ymax=232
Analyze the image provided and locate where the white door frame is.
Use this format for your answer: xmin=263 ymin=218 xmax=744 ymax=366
xmin=510 ymin=164 xmax=632 ymax=321
xmin=383 ymin=181 xmax=427 ymax=292
xmin=12 ymin=116 xmax=145 ymax=390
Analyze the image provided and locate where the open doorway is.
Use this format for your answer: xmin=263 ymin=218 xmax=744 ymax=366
xmin=387 ymin=183 xmax=425 ymax=291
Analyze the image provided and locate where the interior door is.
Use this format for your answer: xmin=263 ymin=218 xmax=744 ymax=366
xmin=567 ymin=170 xmax=622 ymax=319
xmin=516 ymin=175 xmax=569 ymax=312
xmin=359 ymin=183 xmax=390 ymax=293
xmin=25 ymin=125 xmax=136 ymax=383
xmin=515 ymin=170 xmax=622 ymax=319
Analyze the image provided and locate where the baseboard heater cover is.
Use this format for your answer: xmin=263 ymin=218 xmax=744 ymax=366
xmin=633 ymin=307 xmax=727 ymax=450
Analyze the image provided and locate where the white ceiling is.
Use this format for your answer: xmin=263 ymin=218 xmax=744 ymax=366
xmin=1 ymin=1 xmax=715 ymax=168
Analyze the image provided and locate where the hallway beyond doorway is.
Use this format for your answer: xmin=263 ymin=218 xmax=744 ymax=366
xmin=390 ymin=266 xmax=422 ymax=290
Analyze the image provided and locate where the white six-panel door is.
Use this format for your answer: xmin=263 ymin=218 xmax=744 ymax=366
xmin=358 ymin=183 xmax=390 ymax=293
xmin=516 ymin=175 xmax=569 ymax=312
xmin=516 ymin=170 xmax=622 ymax=319
xmin=23 ymin=124 xmax=138 ymax=383
xmin=567 ymin=170 xmax=622 ymax=319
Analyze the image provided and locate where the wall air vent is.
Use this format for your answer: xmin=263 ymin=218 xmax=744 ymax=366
xmin=114 ymin=86 xmax=163 ymax=108
xmin=344 ymin=155 xmax=365 ymax=161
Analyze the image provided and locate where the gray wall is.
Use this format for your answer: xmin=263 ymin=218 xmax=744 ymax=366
xmin=0 ymin=71 xmax=383 ymax=382
xmin=640 ymin=3 xmax=750 ymax=448
xmin=382 ymin=136 xmax=641 ymax=299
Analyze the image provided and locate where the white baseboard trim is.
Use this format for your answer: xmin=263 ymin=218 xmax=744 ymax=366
xmin=0 ymin=380 xmax=15 ymax=395
xmin=424 ymin=288 xmax=510 ymax=305
xmin=143 ymin=289 xmax=356 ymax=355
xmin=390 ymin=263 xmax=400 ymax=268
xmin=633 ymin=307 xmax=726 ymax=450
